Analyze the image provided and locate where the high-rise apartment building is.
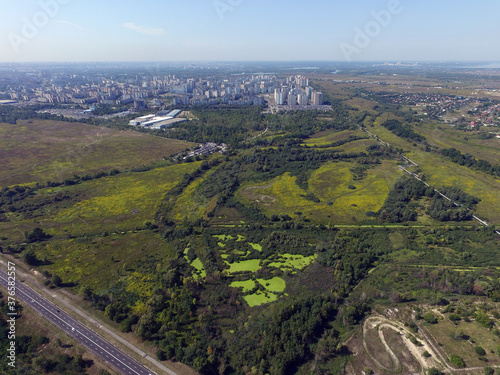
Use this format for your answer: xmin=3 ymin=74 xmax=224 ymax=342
xmin=312 ymin=91 xmax=323 ymax=105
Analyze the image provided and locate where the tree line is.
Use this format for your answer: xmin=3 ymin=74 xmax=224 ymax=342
xmin=441 ymin=148 xmax=500 ymax=178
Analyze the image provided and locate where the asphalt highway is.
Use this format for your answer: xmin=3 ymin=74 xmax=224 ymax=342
xmin=0 ymin=269 xmax=156 ymax=375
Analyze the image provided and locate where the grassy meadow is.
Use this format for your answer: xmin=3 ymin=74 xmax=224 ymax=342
xmin=425 ymin=315 xmax=500 ymax=368
xmin=303 ymin=129 xmax=367 ymax=146
xmin=9 ymin=162 xmax=201 ymax=240
xmin=237 ymin=160 xmax=400 ymax=224
xmin=0 ymin=162 xmax=200 ymax=290
xmin=416 ymin=123 xmax=500 ymax=165
xmin=35 ymin=230 xmax=176 ymax=291
xmin=361 ymin=119 xmax=500 ymax=225
xmin=404 ymin=150 xmax=500 ymax=225
xmin=0 ymin=119 xmax=194 ymax=186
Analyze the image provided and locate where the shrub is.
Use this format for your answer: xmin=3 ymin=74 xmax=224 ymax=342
xmin=484 ymin=367 xmax=494 ymax=375
xmin=25 ymin=227 xmax=51 ymax=242
xmin=424 ymin=313 xmax=438 ymax=324
xmin=475 ymin=346 xmax=486 ymax=356
xmin=475 ymin=311 xmax=494 ymax=329
xmin=408 ymin=335 xmax=422 ymax=346
xmin=427 ymin=368 xmax=442 ymax=375
xmin=22 ymin=249 xmax=38 ymax=266
xmin=423 ymin=351 xmax=431 ymax=358
xmin=450 ymin=354 xmax=465 ymax=368
xmin=448 ymin=313 xmax=461 ymax=321
xmin=156 ymin=350 xmax=166 ymax=361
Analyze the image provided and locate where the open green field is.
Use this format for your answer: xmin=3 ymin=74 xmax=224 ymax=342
xmin=267 ymin=254 xmax=317 ymax=272
xmin=345 ymin=97 xmax=380 ymax=113
xmin=335 ymin=138 xmax=379 ymax=153
xmin=0 ymin=162 xmax=200 ymax=246
xmin=233 ymin=275 xmax=287 ymax=307
xmin=257 ymin=277 xmax=286 ymax=293
xmin=248 ymin=243 xmax=262 ymax=251
xmin=243 ymin=291 xmax=278 ymax=307
xmin=190 ymin=258 xmax=207 ymax=279
xmin=224 ymin=259 xmax=262 ymax=274
xmin=237 ymin=172 xmax=314 ymax=218
xmin=0 ymin=119 xmax=194 ymax=186
xmin=35 ymin=230 xmax=175 ymax=291
xmin=416 ymin=122 xmax=500 ymax=165
xmin=303 ymin=129 xmax=367 ymax=146
xmin=4 ymin=162 xmax=201 ymax=290
xmin=237 ymin=160 xmax=400 ymax=224
xmin=171 ymin=168 xmax=218 ymax=223
xmin=52 ymin=162 xmax=199 ymax=235
xmin=302 ymin=128 xmax=378 ymax=153
xmin=362 ymin=119 xmax=500 ymax=225
xmin=230 ymin=279 xmax=256 ymax=292
xmin=404 ymin=150 xmax=500 ymax=225
xmin=425 ymin=314 xmax=500 ymax=368
xmin=310 ymin=160 xmax=400 ymax=221
xmin=313 ymin=75 xmax=489 ymax=98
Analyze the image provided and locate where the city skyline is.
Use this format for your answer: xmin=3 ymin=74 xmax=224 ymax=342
xmin=1 ymin=0 xmax=500 ymax=63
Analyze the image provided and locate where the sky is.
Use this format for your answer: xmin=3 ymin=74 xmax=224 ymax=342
xmin=1 ymin=0 xmax=499 ymax=63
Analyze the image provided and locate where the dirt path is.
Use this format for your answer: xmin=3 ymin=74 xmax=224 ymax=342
xmin=362 ymin=316 xmax=442 ymax=374
xmin=361 ymin=314 xmax=500 ymax=374
xmin=363 ymin=317 xmax=404 ymax=372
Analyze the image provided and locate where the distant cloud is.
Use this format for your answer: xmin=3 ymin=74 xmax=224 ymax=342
xmin=123 ymin=22 xmax=164 ymax=36
xmin=54 ymin=20 xmax=83 ymax=30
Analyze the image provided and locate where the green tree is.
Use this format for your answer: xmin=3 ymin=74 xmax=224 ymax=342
xmin=51 ymin=274 xmax=62 ymax=287
xmin=25 ymin=227 xmax=50 ymax=242
xmin=475 ymin=346 xmax=486 ymax=356
xmin=156 ymin=349 xmax=166 ymax=361
xmin=79 ymin=285 xmax=92 ymax=300
xmin=22 ymin=249 xmax=38 ymax=266
xmin=424 ymin=313 xmax=438 ymax=324
xmin=450 ymin=354 xmax=465 ymax=368
xmin=476 ymin=311 xmax=493 ymax=329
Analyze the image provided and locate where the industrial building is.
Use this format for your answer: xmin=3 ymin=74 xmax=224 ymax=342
xmin=128 ymin=109 xmax=183 ymax=127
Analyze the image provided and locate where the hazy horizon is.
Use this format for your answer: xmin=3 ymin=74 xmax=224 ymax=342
xmin=1 ymin=0 xmax=499 ymax=63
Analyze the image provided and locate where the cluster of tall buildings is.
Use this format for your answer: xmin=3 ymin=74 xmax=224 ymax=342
xmin=7 ymin=72 xmax=159 ymax=106
xmin=4 ymin=68 xmax=324 ymax=110
xmin=273 ymin=76 xmax=323 ymax=106
xmin=170 ymin=74 xmax=280 ymax=107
